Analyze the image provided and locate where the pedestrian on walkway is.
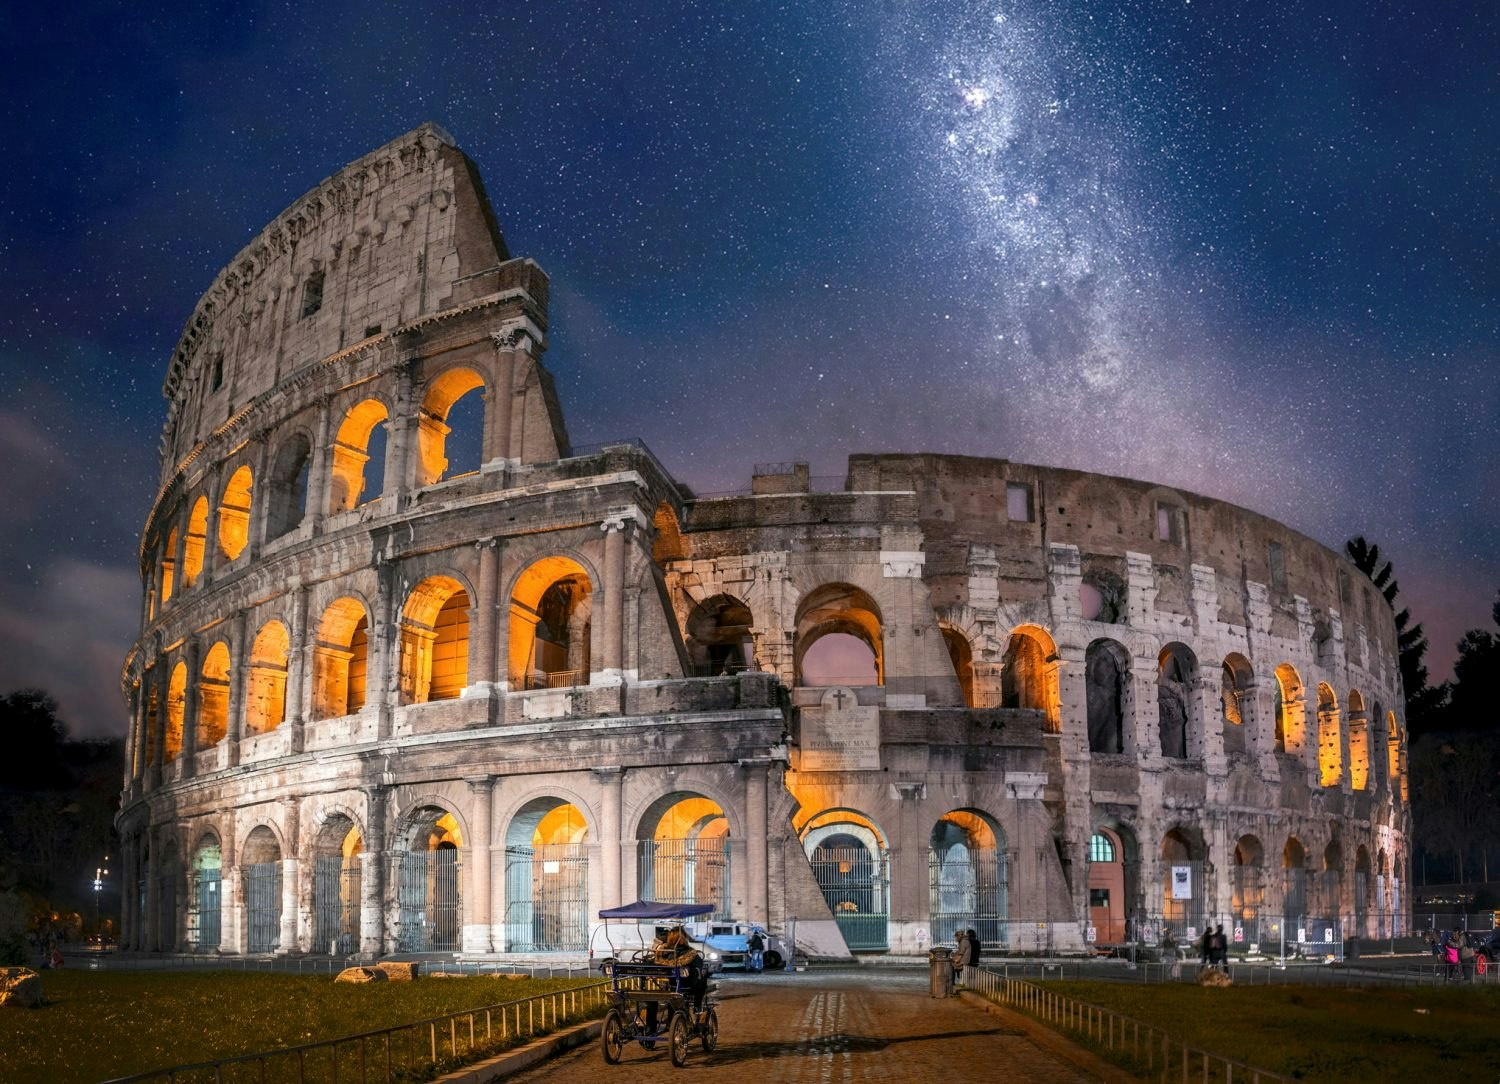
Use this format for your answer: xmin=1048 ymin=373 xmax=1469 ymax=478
xmin=1457 ymin=930 xmax=1475 ymax=982
xmin=1197 ymin=927 xmax=1213 ymax=970
xmin=966 ymin=929 xmax=982 ymax=971
xmin=951 ymin=929 xmax=972 ymax=989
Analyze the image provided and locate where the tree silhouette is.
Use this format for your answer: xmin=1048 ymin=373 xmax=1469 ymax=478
xmin=1345 ymin=537 xmax=1444 ymax=737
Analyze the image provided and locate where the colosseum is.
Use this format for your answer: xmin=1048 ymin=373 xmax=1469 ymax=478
xmin=117 ymin=124 xmax=1411 ymax=962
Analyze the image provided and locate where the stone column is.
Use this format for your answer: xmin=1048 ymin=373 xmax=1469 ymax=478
xmin=305 ymin=397 xmax=334 ymax=532
xmin=361 ymin=788 xmax=388 ymax=958
xmin=485 ymin=331 xmax=520 ymax=463
xmin=470 ymin=539 xmax=499 ymax=690
xmin=745 ymin=760 xmax=769 ymax=926
xmin=180 ymin=637 xmax=202 ymax=778
xmin=246 ymin=432 xmax=271 ymax=563
xmin=143 ymin=828 xmax=160 ymax=953
xmin=464 ymin=777 xmax=494 ymax=952
xmin=226 ymin=610 xmax=249 ymax=768
xmin=220 ymin=810 xmax=241 ymax=955
xmin=280 ymin=801 xmax=300 ymax=953
xmin=385 ymin=364 xmax=417 ymax=509
xmin=146 ymin=661 xmax=167 ymax=790
xmin=285 ymin=585 xmax=310 ymax=751
xmin=128 ymin=674 xmax=147 ymax=786
xmin=119 ymin=833 xmax=136 ymax=951
xmin=371 ymin=560 xmax=398 ymax=739
xmin=595 ymin=767 xmax=624 ymax=910
xmin=598 ymin=516 xmax=628 ymax=681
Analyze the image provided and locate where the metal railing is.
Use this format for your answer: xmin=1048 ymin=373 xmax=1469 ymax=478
xmin=965 ymin=966 xmax=1297 ymax=1083
xmin=100 ymin=979 xmax=610 ymax=1083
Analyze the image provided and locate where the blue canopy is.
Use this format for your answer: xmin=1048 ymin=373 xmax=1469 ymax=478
xmin=598 ymin=900 xmax=716 ymax=920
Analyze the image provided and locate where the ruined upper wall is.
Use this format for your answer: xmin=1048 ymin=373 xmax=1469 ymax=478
xmin=845 ymin=453 xmax=1400 ymax=660
xmin=159 ymin=124 xmax=515 ymax=473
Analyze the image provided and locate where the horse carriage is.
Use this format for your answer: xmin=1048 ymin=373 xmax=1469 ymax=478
xmin=595 ymin=901 xmax=720 ymax=1068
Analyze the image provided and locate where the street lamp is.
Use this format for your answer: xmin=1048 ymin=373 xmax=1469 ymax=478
xmin=92 ymin=857 xmax=109 ymax=943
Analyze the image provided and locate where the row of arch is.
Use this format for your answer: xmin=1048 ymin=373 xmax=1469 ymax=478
xmin=149 ymin=365 xmax=491 ymax=620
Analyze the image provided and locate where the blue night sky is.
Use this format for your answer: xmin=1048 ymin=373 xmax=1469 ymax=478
xmin=2 ymin=2 xmax=1495 ymax=737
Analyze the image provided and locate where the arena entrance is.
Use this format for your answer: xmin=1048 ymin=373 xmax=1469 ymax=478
xmin=312 ymin=815 xmax=362 ymax=955
xmin=503 ymin=798 xmax=589 ymax=952
xmin=637 ymin=794 xmax=733 ymax=918
xmin=929 ymin=810 xmax=1008 ymax=948
xmin=803 ymin=811 xmax=889 ymax=951
xmin=397 ymin=808 xmax=462 ymax=952
xmin=242 ymin=826 xmax=282 ymax=954
xmin=187 ymin=835 xmax=221 ymax=952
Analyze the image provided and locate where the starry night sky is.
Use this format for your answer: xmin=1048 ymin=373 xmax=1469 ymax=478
xmin=3 ymin=1 xmax=1496 ymax=738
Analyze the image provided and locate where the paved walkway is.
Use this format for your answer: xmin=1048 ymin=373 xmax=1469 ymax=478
xmin=509 ymin=968 xmax=1108 ymax=1083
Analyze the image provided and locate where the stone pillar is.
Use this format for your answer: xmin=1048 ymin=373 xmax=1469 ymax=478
xmin=119 ymin=833 xmax=136 ymax=951
xmin=146 ymin=662 xmax=167 ymax=790
xmin=370 ymin=560 xmax=398 ymax=739
xmin=128 ymin=675 xmax=147 ymax=786
xmin=246 ymin=433 xmax=271 ymax=563
xmin=180 ymin=637 xmax=202 ymax=778
xmin=745 ymin=761 xmax=769 ymax=926
xmin=598 ymin=515 xmax=628 ymax=680
xmin=280 ymin=801 xmax=300 ymax=953
xmin=486 ymin=332 xmax=520 ymax=463
xmin=143 ymin=828 xmax=160 ymax=953
xmin=220 ymin=811 xmax=241 ymax=955
xmin=464 ymin=777 xmax=494 ymax=952
xmin=385 ymin=364 xmax=417 ymax=509
xmin=595 ymin=767 xmax=624 ymax=910
xmin=361 ymin=788 xmax=388 ymax=958
xmin=470 ymin=539 xmax=499 ymax=690
xmin=285 ymin=585 xmax=310 ymax=751
xmin=226 ymin=610 xmax=248 ymax=768
xmin=305 ymin=397 xmax=334 ymax=532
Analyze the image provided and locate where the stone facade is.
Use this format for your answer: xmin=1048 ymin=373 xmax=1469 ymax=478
xmin=119 ymin=126 xmax=1410 ymax=960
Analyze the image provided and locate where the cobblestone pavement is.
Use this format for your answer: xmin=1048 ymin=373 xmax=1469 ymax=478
xmin=509 ymin=968 xmax=1105 ymax=1083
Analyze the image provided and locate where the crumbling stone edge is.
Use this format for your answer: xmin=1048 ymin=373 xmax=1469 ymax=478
xmin=432 ymin=1018 xmax=603 ymax=1083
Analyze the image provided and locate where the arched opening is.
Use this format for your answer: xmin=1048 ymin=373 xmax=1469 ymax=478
xmin=652 ymin=502 xmax=687 ymax=563
xmin=182 ymin=497 xmax=209 ymax=588
xmin=265 ymin=433 xmax=312 ymax=541
xmin=217 ymin=465 xmax=253 ymax=562
xmin=1079 ymin=567 xmax=1126 ymax=623
xmin=1354 ymin=846 xmax=1372 ymax=937
xmin=312 ymin=815 xmax=362 ymax=955
xmin=1387 ymin=711 xmax=1406 ymax=800
xmin=160 ymin=527 xmax=178 ymax=605
xmin=795 ymin=583 xmax=883 ymax=687
xmin=1161 ymin=828 xmax=1206 ymax=937
xmin=312 ymin=597 xmax=369 ymax=719
xmin=1347 ymin=690 xmax=1369 ymax=790
xmin=400 ymin=576 xmax=470 ymax=704
xmin=1231 ymin=835 xmax=1265 ymax=940
xmin=1220 ymin=654 xmax=1253 ymax=755
xmin=509 ymin=557 xmax=592 ymax=690
xmin=188 ymin=834 xmax=222 ymax=952
xmin=1316 ymin=682 xmax=1341 ymax=786
xmin=929 ymin=810 xmax=1008 ymax=950
xmin=803 ymin=809 xmax=889 ymax=951
xmin=164 ymin=661 xmax=186 ymax=763
xmin=1282 ymin=837 xmax=1307 ymax=925
xmin=198 ymin=642 xmax=230 ymax=747
xmin=1002 ymin=625 xmax=1059 ymax=730
xmin=242 ymin=826 xmax=283 ymax=954
xmin=396 ymin=808 xmax=462 ymax=952
xmin=417 ymin=367 xmax=486 ymax=486
xmin=1273 ymin=663 xmax=1304 ymax=753
xmin=637 ymin=794 xmax=731 ymax=917
xmin=329 ymin=399 xmax=389 ymax=512
xmin=1085 ymin=639 xmax=1129 ymax=754
xmin=246 ymin=622 xmax=289 ymax=735
xmin=1157 ymin=643 xmax=1197 ymax=759
xmin=685 ymin=594 xmax=755 ymax=677
xmin=504 ymin=798 xmax=590 ymax=951
xmin=1320 ymin=840 xmax=1344 ymax=921
xmin=1087 ymin=826 xmax=1132 ymax=945
xmin=942 ymin=627 xmax=976 ymax=708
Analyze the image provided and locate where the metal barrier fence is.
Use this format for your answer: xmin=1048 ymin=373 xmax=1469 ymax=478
xmin=99 ymin=979 xmax=610 ymax=1084
xmin=965 ymin=966 xmax=1297 ymax=1083
xmin=503 ymin=844 xmax=589 ymax=951
xmin=313 ymin=857 xmax=360 ymax=956
xmin=245 ymin=861 xmax=282 ymax=953
xmin=637 ymin=838 xmax=735 ymax=918
xmin=397 ymin=849 xmax=461 ymax=952
xmin=977 ymin=956 xmax=1500 ymax=990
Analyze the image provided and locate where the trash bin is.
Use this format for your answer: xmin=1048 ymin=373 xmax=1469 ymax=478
xmin=928 ymin=947 xmax=954 ymax=998
xmin=1345 ymin=936 xmax=1360 ymax=961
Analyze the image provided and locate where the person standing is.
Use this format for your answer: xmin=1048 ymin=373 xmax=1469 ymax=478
xmin=966 ymin=929 xmax=982 ymax=971
xmin=747 ymin=927 xmax=766 ymax=973
xmin=1457 ymin=930 xmax=1475 ymax=982
xmin=951 ymin=929 xmax=972 ymax=989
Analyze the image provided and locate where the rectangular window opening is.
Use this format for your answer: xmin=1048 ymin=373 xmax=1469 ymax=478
xmin=1269 ymin=541 xmax=1287 ymax=594
xmin=301 ymin=270 xmax=325 ymax=318
xmin=210 ymin=353 xmax=224 ymax=392
xmin=1156 ymin=503 xmax=1184 ymax=544
xmin=1006 ymin=482 xmax=1033 ymax=523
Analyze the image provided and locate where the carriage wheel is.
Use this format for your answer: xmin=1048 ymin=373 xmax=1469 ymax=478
xmin=670 ymin=1013 xmax=690 ymax=1067
xmin=601 ymin=1010 xmax=625 ymax=1064
xmin=700 ymin=1007 xmax=719 ymax=1053
xmin=764 ymin=950 xmax=783 ymax=971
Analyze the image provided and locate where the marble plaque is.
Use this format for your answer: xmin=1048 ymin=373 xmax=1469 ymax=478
xmin=798 ymin=686 xmax=880 ymax=771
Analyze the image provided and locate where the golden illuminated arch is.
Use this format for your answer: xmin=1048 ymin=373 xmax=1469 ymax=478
xmin=400 ymin=576 xmax=470 ymax=703
xmin=941 ymin=625 xmax=975 ymax=708
xmin=182 ymin=497 xmax=209 ymax=587
xmin=329 ymin=399 xmax=389 ymax=512
xmin=217 ymin=465 xmax=253 ymax=561
xmin=1347 ymin=689 xmax=1369 ymax=791
xmin=246 ymin=621 xmax=289 ymax=734
xmin=160 ymin=527 xmax=178 ymax=604
xmin=164 ymin=661 xmax=187 ymax=763
xmin=416 ymin=367 xmax=485 ymax=486
xmin=509 ymin=556 xmax=593 ymax=690
xmin=1273 ymin=662 xmax=1305 ymax=753
xmin=795 ymin=582 xmax=883 ymax=687
xmin=198 ymin=641 xmax=230 ymax=747
xmin=1316 ymin=682 xmax=1341 ymax=787
xmin=312 ymin=596 xmax=369 ymax=719
xmin=1002 ymin=624 xmax=1061 ymax=729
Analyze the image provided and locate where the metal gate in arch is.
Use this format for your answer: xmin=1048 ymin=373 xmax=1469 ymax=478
xmin=809 ymin=843 xmax=889 ymax=950
xmin=313 ymin=856 xmax=362 ymax=955
xmin=397 ymin=848 xmax=461 ymax=952
xmin=245 ymin=861 xmax=281 ymax=953
xmin=188 ymin=867 xmax=221 ymax=951
xmin=503 ymin=844 xmax=588 ymax=951
xmin=929 ymin=846 xmax=1008 ymax=947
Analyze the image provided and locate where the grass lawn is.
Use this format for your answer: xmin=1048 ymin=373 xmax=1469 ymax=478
xmin=1041 ymin=978 xmax=1499 ymax=1081
xmin=0 ymin=969 xmax=602 ymax=1084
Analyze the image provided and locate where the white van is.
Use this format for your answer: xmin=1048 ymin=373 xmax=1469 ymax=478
xmin=587 ymin=918 xmax=723 ymax=974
